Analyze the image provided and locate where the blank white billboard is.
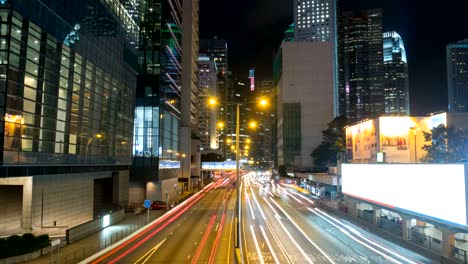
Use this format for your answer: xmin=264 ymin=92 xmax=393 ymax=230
xmin=342 ymin=164 xmax=467 ymax=227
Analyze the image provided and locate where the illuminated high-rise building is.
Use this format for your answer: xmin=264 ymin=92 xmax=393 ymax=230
xmin=294 ymin=0 xmax=336 ymax=42
xmin=200 ymin=37 xmax=228 ymax=156
xmin=197 ymin=56 xmax=218 ymax=153
xmin=0 ymin=0 xmax=138 ymax=235
xmin=383 ymin=31 xmax=409 ymax=115
xmin=341 ymin=9 xmax=384 ymax=122
xmin=131 ymin=0 xmax=199 ymax=201
xmin=447 ymin=39 xmax=468 ymax=112
xmin=275 ymin=1 xmax=337 ymax=170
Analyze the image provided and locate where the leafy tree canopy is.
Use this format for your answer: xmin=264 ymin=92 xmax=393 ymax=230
xmin=421 ymin=124 xmax=467 ymax=163
xmin=311 ymin=116 xmax=348 ymax=168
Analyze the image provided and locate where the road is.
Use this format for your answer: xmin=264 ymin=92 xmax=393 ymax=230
xmin=85 ymin=174 xmax=237 ymax=264
xmin=240 ymin=172 xmax=433 ymax=264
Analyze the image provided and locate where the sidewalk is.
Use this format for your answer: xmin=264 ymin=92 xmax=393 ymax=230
xmin=24 ymin=191 xmax=194 ymax=264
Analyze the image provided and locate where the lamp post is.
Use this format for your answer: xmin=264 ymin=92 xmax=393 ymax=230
xmin=235 ymin=103 xmax=240 ymax=248
xmin=209 ymin=96 xmax=268 ymax=256
xmin=410 ymin=127 xmax=421 ymax=163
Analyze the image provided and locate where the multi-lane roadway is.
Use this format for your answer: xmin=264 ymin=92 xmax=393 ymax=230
xmin=85 ymin=171 xmax=434 ymax=264
xmin=240 ymin=172 xmax=432 ymax=264
xmin=85 ymin=174 xmax=237 ymax=264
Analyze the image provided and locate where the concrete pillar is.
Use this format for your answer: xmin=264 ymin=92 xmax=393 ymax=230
xmin=401 ymin=216 xmax=410 ymax=240
xmin=373 ymin=207 xmax=380 ymax=226
xmin=441 ymin=227 xmax=455 ymax=259
xmin=345 ymin=198 xmax=358 ymax=218
xmin=22 ymin=177 xmax=33 ymax=232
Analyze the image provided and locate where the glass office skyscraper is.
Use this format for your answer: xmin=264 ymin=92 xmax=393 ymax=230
xmin=447 ymin=39 xmax=468 ymax=112
xmin=341 ymin=9 xmax=385 ymax=122
xmin=0 ymin=0 xmax=137 ymax=235
xmin=383 ymin=31 xmax=409 ymax=115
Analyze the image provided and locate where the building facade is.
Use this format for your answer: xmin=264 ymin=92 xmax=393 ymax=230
xmin=447 ymin=39 xmax=468 ymax=113
xmin=341 ymin=9 xmax=385 ymax=122
xmin=250 ymin=80 xmax=275 ymax=167
xmin=276 ymin=41 xmax=335 ymax=169
xmin=197 ymin=55 xmax=218 ymax=153
xmin=294 ymin=0 xmax=336 ymax=42
xmin=199 ymin=37 xmax=228 ymax=156
xmin=130 ymin=0 xmax=187 ymax=204
xmin=383 ymin=31 xmax=409 ymax=115
xmin=0 ymin=0 xmax=137 ymax=235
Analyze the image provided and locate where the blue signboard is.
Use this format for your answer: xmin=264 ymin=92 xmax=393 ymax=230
xmin=144 ymin=199 xmax=151 ymax=208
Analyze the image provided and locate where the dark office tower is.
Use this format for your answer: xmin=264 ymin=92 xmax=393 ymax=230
xmin=197 ymin=55 xmax=218 ymax=153
xmin=250 ymin=80 xmax=275 ymax=168
xmin=294 ymin=0 xmax=336 ymax=42
xmin=0 ymin=0 xmax=138 ymax=235
xmin=341 ymin=9 xmax=385 ymax=122
xmin=383 ymin=31 xmax=409 ymax=115
xmin=131 ymin=0 xmax=199 ymax=200
xmin=225 ymin=74 xmax=253 ymax=160
xmin=447 ymin=39 xmax=468 ymax=112
xmin=131 ymin=0 xmax=183 ymax=202
xmin=200 ymin=37 xmax=228 ymax=155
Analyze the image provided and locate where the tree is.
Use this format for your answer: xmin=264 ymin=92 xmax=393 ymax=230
xmin=421 ymin=124 xmax=468 ymax=163
xmin=201 ymin=152 xmax=225 ymax=162
xmin=311 ymin=116 xmax=348 ymax=168
xmin=278 ymin=165 xmax=287 ymax=177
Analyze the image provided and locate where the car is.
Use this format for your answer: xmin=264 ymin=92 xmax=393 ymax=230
xmin=150 ymin=201 xmax=169 ymax=210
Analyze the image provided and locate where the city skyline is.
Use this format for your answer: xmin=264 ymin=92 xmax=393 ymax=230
xmin=200 ymin=0 xmax=468 ymax=115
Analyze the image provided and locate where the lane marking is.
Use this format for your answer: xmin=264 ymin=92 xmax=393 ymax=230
xmin=270 ymin=198 xmax=336 ymax=264
xmin=132 ymin=238 xmax=167 ymax=264
xmin=250 ymin=225 xmax=265 ymax=264
xmin=260 ymin=225 xmax=281 ymax=264
xmin=309 ymin=208 xmax=403 ymax=264
xmin=313 ymin=208 xmax=421 ymax=264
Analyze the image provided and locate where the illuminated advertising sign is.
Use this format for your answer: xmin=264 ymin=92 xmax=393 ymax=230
xmin=379 ymin=117 xmax=414 ymax=163
xmin=249 ymin=69 xmax=255 ymax=91
xmin=345 ymin=120 xmax=376 ymax=160
xmin=342 ymin=164 xmax=467 ymax=227
xmin=202 ymin=161 xmax=236 ymax=170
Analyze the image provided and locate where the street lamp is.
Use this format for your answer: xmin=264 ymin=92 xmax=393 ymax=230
xmin=234 ymin=98 xmax=268 ymax=252
xmin=410 ymin=127 xmax=421 ymax=163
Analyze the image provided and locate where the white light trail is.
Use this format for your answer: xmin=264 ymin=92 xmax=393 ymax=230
xmin=250 ymin=225 xmax=265 ymax=264
xmin=260 ymin=225 xmax=281 ymax=264
xmin=269 ymin=198 xmax=336 ymax=264
xmin=313 ymin=208 xmax=420 ymax=264
xmin=274 ymin=215 xmax=314 ymax=264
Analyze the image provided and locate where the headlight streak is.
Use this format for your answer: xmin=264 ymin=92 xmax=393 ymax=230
xmin=250 ymin=225 xmax=266 ymax=264
xmin=269 ymin=197 xmax=336 ymax=264
xmin=260 ymin=225 xmax=281 ymax=264
xmin=286 ymin=190 xmax=315 ymax=205
xmin=308 ymin=208 xmax=402 ymax=264
xmin=284 ymin=190 xmax=304 ymax=204
xmin=246 ymin=189 xmax=256 ymax=220
xmin=273 ymin=214 xmax=314 ymax=263
xmin=263 ymin=197 xmax=281 ymax=217
xmin=248 ymin=179 xmax=292 ymax=264
xmin=313 ymin=208 xmax=420 ymax=264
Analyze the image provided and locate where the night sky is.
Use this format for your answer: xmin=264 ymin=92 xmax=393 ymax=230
xmin=199 ymin=0 xmax=468 ymax=115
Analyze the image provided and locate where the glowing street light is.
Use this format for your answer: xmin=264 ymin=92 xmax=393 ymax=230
xmin=249 ymin=121 xmax=257 ymax=129
xmin=208 ymin=97 xmax=217 ymax=106
xmin=217 ymin=122 xmax=225 ymax=129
